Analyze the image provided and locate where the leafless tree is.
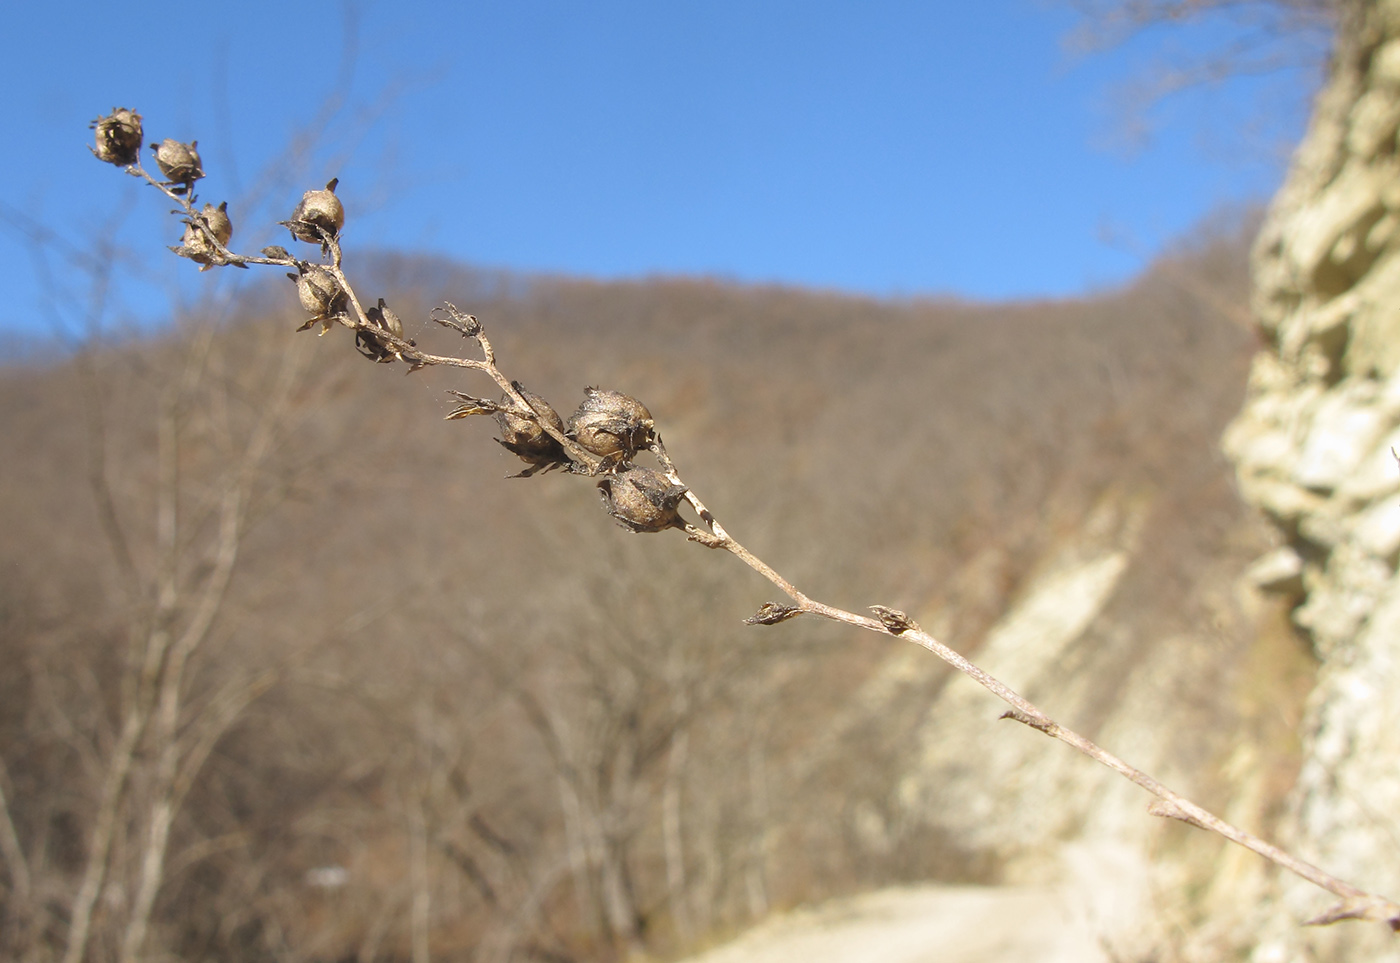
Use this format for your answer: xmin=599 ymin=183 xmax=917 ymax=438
xmin=1064 ymin=0 xmax=1343 ymax=157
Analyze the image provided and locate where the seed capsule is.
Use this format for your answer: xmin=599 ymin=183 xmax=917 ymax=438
xmin=568 ymin=388 xmax=655 ymax=463
xmin=288 ymin=264 xmax=348 ymax=333
xmin=356 ymin=298 xmax=411 ymax=363
xmin=495 ymin=384 xmax=569 ymax=476
xmin=177 ymin=202 xmax=233 ymax=267
xmin=287 ymin=178 xmax=345 ymax=244
xmin=598 ymin=466 xmax=687 ymax=533
xmin=151 ymin=139 xmax=204 ymax=191
xmin=201 ymin=201 xmax=233 ymax=245
xmin=367 ymin=297 xmax=403 ymax=339
xmin=90 ymin=108 xmax=143 ymax=166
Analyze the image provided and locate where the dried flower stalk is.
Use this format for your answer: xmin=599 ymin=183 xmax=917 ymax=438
xmin=89 ymin=108 xmax=1400 ymax=936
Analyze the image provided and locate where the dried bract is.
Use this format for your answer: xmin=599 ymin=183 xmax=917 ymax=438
xmin=90 ymin=108 xmax=143 ymax=166
xmin=432 ymin=302 xmax=482 ymax=339
xmin=444 ymin=391 xmax=500 ymax=420
xmin=598 ymin=466 xmax=687 ymax=533
xmin=568 ymin=388 xmax=655 ymax=464
xmin=151 ymin=139 xmax=204 ymax=193
xmin=286 ymin=178 xmax=345 ymax=244
xmin=745 ymin=602 xmax=803 ymax=625
xmin=495 ymin=383 xmax=569 ymax=476
xmin=288 ymin=264 xmax=349 ymax=334
xmin=869 ymin=605 xmax=920 ymax=635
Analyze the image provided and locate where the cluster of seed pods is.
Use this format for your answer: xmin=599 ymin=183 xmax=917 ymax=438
xmin=91 ymin=107 xmax=688 ymax=536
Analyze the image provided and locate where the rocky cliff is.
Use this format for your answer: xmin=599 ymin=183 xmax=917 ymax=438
xmin=1223 ymin=1 xmax=1400 ymax=960
xmin=890 ymin=6 xmax=1400 ymax=961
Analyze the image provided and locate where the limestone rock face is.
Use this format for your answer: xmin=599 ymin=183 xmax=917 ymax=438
xmin=1223 ymin=1 xmax=1400 ymax=959
xmin=894 ymin=477 xmax=1288 ymax=960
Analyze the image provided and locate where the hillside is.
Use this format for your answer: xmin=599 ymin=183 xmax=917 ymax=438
xmin=0 ymin=217 xmax=1294 ymax=962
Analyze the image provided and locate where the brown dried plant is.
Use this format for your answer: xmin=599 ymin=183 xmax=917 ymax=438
xmin=88 ymin=107 xmax=1400 ymax=937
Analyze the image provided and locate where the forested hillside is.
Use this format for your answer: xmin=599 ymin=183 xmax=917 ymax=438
xmin=0 ymin=216 xmax=1287 ymax=962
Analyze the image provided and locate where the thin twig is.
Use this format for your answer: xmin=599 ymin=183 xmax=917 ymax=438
xmin=676 ymin=499 xmax=1400 ymax=929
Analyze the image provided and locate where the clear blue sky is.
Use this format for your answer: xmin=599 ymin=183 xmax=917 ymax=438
xmin=2 ymin=1 xmax=1325 ymax=339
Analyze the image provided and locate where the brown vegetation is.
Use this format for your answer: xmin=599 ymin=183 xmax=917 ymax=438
xmin=0 ymin=200 xmax=1307 ymax=961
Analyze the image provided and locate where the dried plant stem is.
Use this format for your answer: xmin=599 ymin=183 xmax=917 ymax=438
xmin=673 ymin=488 xmax=1400 ymax=930
xmin=652 ymin=388 xmax=1400 ymax=929
xmin=108 ymin=137 xmax=1400 ymax=938
xmin=139 ymin=172 xmax=608 ymax=481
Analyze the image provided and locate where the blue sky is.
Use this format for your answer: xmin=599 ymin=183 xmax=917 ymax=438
xmin=3 ymin=1 xmax=1326 ymax=339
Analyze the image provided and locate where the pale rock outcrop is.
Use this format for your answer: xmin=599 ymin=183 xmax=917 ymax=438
xmin=870 ymin=6 xmax=1400 ymax=959
xmin=894 ymin=485 xmax=1254 ymax=959
xmin=897 ymin=490 xmax=1144 ymax=861
xmin=1222 ymin=1 xmax=1400 ymax=959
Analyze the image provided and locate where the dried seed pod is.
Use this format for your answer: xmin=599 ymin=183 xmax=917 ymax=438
xmin=177 ymin=201 xmax=235 ymax=264
xmin=90 ymin=108 xmax=143 ymax=166
xmin=495 ymin=383 xmax=569 ymax=476
xmin=151 ymin=139 xmax=204 ymax=191
xmin=367 ymin=297 xmax=403 ymax=339
xmin=356 ymin=298 xmax=411 ymax=363
xmin=201 ymin=201 xmax=233 ymax=246
xmin=598 ymin=466 xmax=687 ymax=533
xmin=567 ymin=388 xmax=655 ymax=463
xmin=288 ymin=264 xmax=348 ymax=333
xmin=286 ymin=178 xmax=345 ymax=243
xmin=177 ymin=201 xmax=234 ymax=267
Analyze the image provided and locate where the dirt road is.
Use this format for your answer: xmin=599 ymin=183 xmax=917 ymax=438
xmin=679 ymin=885 xmax=1112 ymax=963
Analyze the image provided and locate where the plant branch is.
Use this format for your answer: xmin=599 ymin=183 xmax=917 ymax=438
xmin=681 ymin=501 xmax=1400 ymax=929
xmin=95 ymin=110 xmax=1400 ymax=937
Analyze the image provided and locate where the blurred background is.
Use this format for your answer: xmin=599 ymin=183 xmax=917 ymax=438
xmin=4 ymin=2 xmax=1384 ymax=962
